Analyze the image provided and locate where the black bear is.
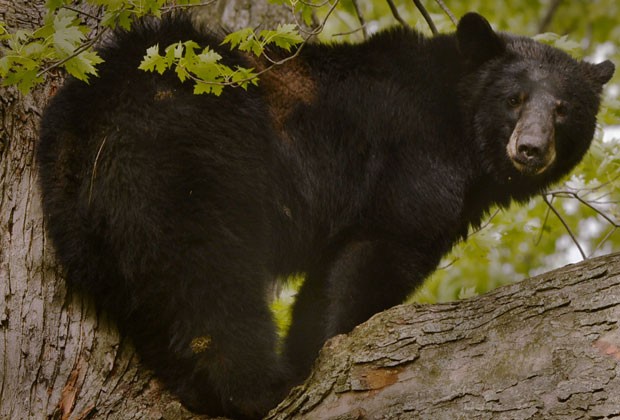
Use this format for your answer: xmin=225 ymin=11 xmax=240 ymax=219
xmin=37 ymin=11 xmax=613 ymax=419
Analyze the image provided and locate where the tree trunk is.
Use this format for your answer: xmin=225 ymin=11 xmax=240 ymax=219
xmin=269 ymin=252 xmax=620 ymax=420
xmin=0 ymin=2 xmax=289 ymax=419
xmin=2 ymin=2 xmax=619 ymax=420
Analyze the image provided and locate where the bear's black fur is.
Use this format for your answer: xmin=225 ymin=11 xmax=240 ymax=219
xmin=37 ymin=12 xmax=614 ymax=419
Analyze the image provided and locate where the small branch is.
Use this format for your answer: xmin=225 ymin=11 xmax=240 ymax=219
xmin=411 ymin=0 xmax=437 ymax=35
xmin=542 ymin=194 xmax=587 ymax=260
xmin=470 ymin=207 xmax=502 ymax=237
xmin=299 ymin=0 xmax=333 ymax=6
xmin=299 ymin=0 xmax=340 ymax=38
xmin=546 ymin=189 xmax=619 ymax=228
xmin=331 ymin=26 xmax=367 ymax=38
xmin=385 ymin=0 xmax=410 ymax=28
xmin=538 ymin=0 xmax=563 ymax=33
xmin=434 ymin=0 xmax=457 ymax=26
xmin=61 ymin=6 xmax=101 ymax=21
xmin=351 ymin=0 xmax=369 ymax=39
xmin=535 ymin=202 xmax=552 ymax=247
xmin=591 ymin=226 xmax=617 ymax=256
xmin=160 ymin=0 xmax=218 ymax=13
xmin=437 ymin=208 xmax=502 ymax=271
xmin=290 ymin=0 xmax=339 ymax=36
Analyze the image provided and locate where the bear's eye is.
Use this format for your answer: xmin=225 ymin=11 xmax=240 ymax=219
xmin=507 ymin=95 xmax=522 ymax=108
xmin=555 ymin=101 xmax=568 ymax=118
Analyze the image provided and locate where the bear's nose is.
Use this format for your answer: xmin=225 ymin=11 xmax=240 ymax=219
xmin=517 ymin=139 xmax=542 ymax=162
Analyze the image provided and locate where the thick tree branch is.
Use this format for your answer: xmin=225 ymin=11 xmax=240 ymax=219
xmin=268 ymin=252 xmax=620 ymax=419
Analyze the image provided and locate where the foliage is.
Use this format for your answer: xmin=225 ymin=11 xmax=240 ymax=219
xmin=137 ymin=24 xmax=304 ymax=95
xmin=0 ymin=0 xmax=305 ymax=95
xmin=1 ymin=0 xmax=618 ymax=310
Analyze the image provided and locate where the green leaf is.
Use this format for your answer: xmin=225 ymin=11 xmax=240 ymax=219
xmin=533 ymin=33 xmax=582 ymax=57
xmin=240 ymin=37 xmax=263 ymax=56
xmin=259 ymin=24 xmax=303 ymax=51
xmin=52 ymin=10 xmax=84 ymax=56
xmin=222 ymin=28 xmax=254 ymax=50
xmin=0 ymin=56 xmax=10 ymax=78
xmin=101 ymin=9 xmax=133 ymax=30
xmin=23 ymin=41 xmax=46 ymax=57
xmin=163 ymin=42 xmax=180 ymax=67
xmin=116 ymin=9 xmax=133 ymax=31
xmin=63 ymin=50 xmax=103 ymax=82
xmin=143 ymin=0 xmax=166 ymax=16
xmin=46 ymin=0 xmax=65 ymax=12
xmin=193 ymin=81 xmax=223 ymax=96
xmin=138 ymin=44 xmax=168 ymax=74
xmin=32 ymin=22 xmax=55 ymax=39
xmin=231 ymin=66 xmax=259 ymax=89
xmin=175 ymin=64 xmax=189 ymax=82
xmin=2 ymin=68 xmax=43 ymax=95
xmin=195 ymin=48 xmax=222 ymax=65
xmin=0 ymin=21 xmax=9 ymax=41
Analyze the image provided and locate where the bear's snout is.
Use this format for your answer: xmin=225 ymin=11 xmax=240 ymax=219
xmin=507 ymin=99 xmax=557 ymax=175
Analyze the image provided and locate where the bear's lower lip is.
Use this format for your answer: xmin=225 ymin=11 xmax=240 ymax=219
xmin=510 ymin=158 xmax=548 ymax=175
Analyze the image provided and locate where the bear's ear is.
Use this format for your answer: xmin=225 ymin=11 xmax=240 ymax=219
xmin=457 ymin=13 xmax=504 ymax=66
xmin=582 ymin=60 xmax=615 ymax=86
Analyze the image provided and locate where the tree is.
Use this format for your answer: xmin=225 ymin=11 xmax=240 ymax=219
xmin=1 ymin=1 xmax=618 ymax=419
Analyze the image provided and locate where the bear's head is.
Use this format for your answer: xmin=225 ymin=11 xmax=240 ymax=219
xmin=457 ymin=13 xmax=614 ymax=196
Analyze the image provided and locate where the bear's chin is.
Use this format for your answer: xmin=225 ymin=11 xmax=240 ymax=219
xmin=509 ymin=153 xmax=556 ymax=177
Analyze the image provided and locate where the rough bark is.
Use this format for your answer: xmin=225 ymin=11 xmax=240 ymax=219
xmin=0 ymin=2 xmax=289 ymax=419
xmin=2 ymin=2 xmax=619 ymax=420
xmin=269 ymin=252 xmax=620 ymax=420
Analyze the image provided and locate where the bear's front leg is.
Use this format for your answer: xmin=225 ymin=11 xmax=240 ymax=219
xmin=323 ymin=240 xmax=439 ymax=337
xmin=285 ymin=239 xmax=441 ymax=381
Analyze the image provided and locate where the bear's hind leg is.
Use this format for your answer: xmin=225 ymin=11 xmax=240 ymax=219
xmin=128 ymin=257 xmax=291 ymax=419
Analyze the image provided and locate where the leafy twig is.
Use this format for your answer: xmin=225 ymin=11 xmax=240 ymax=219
xmin=183 ymin=0 xmax=340 ymax=90
xmin=36 ymin=27 xmax=109 ymax=78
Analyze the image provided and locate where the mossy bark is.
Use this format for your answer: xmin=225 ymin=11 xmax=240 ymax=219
xmin=269 ymin=253 xmax=620 ymax=419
